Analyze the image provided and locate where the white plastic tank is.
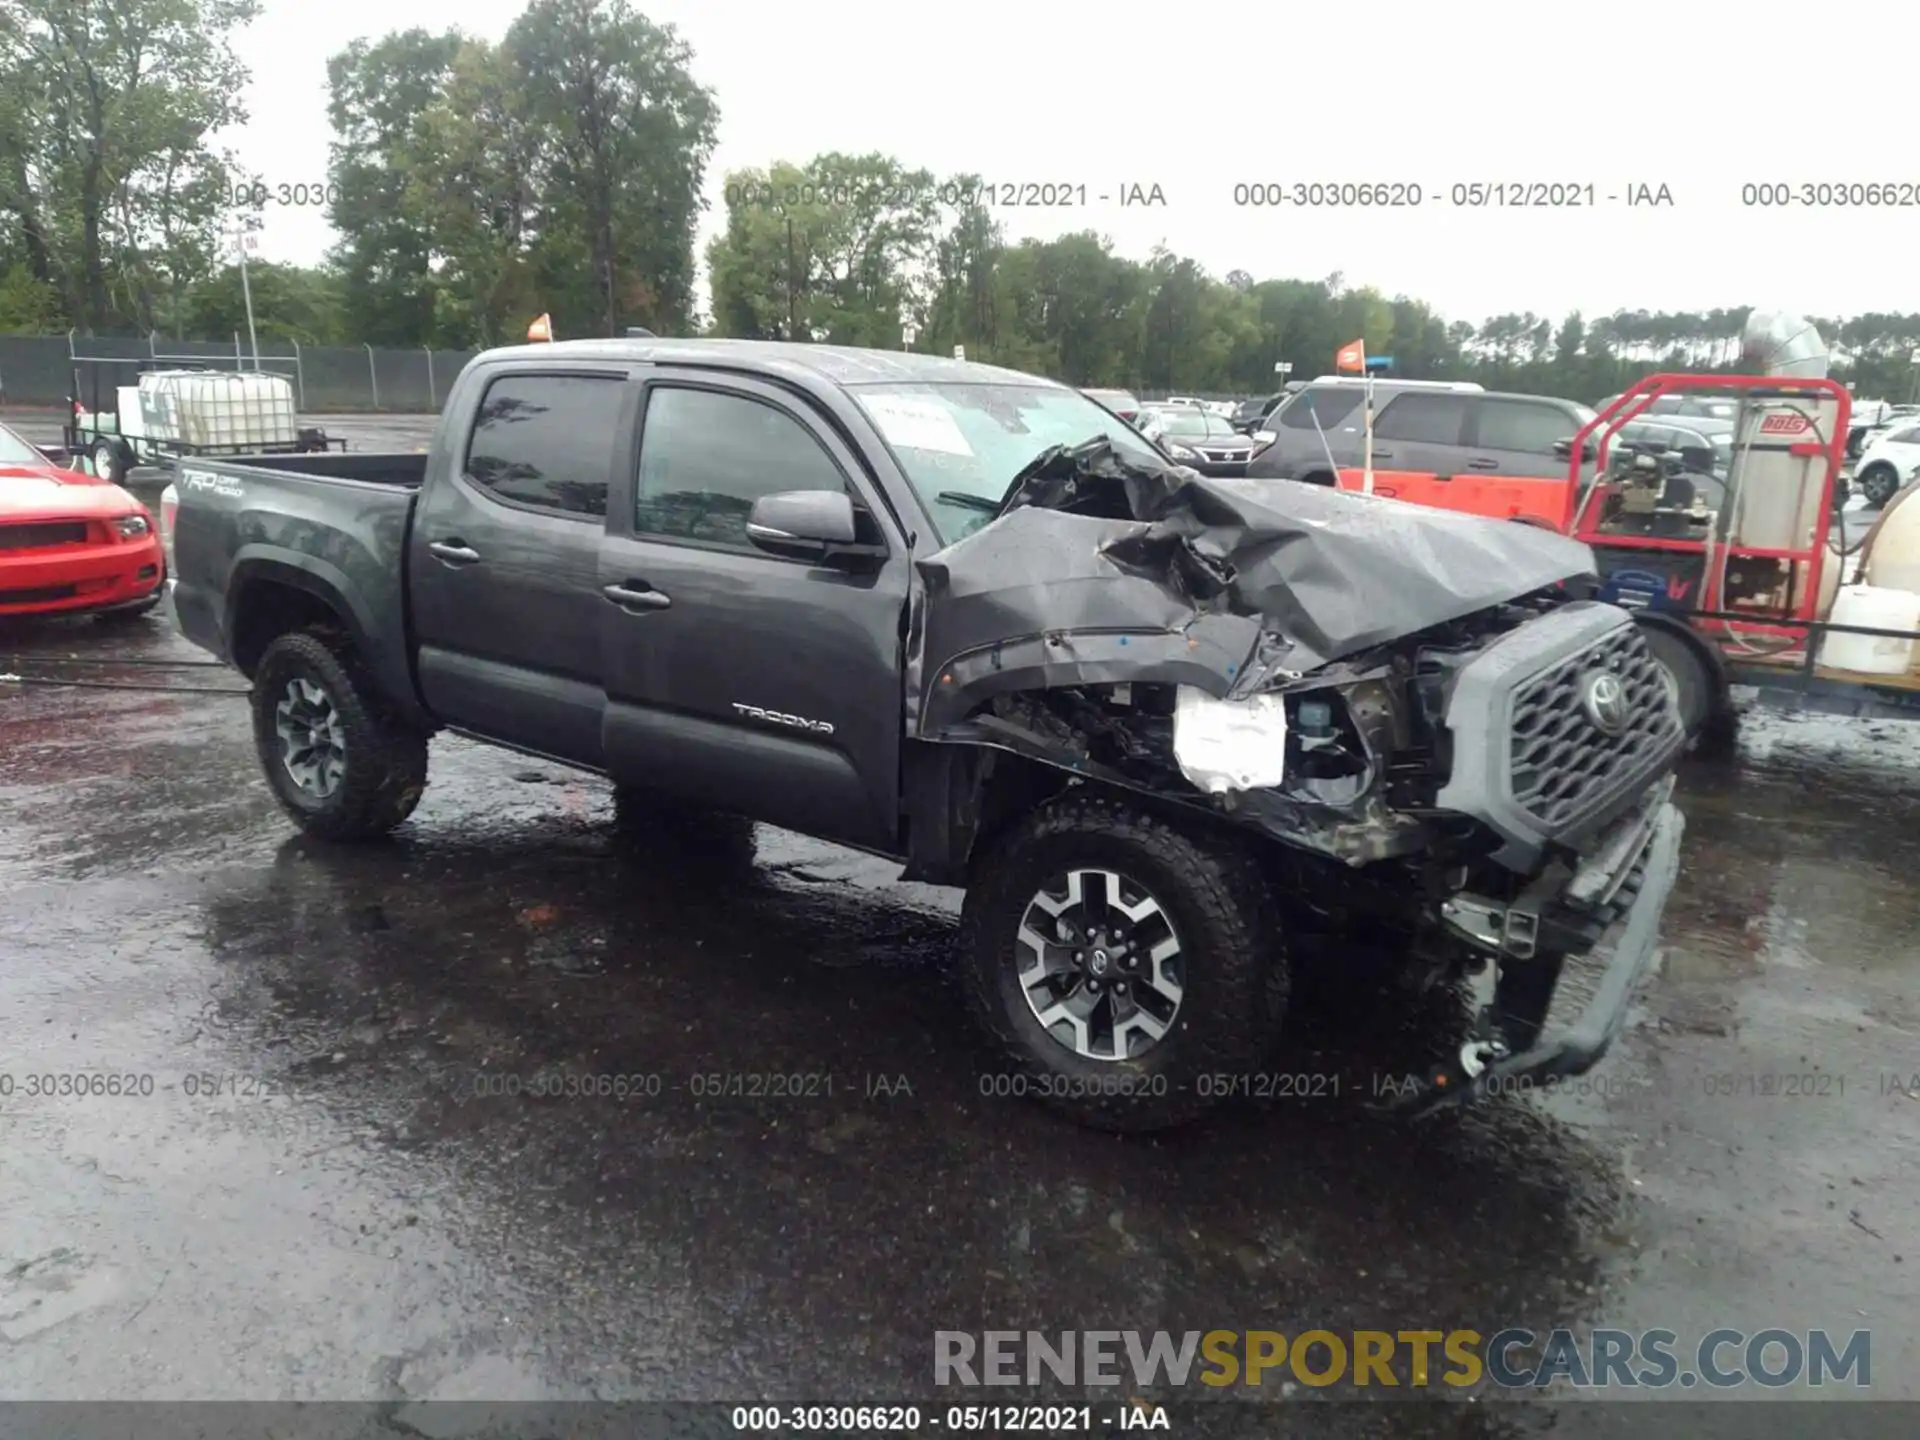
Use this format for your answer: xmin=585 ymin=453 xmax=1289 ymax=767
xmin=137 ymin=370 xmax=298 ymax=449
xmin=1862 ymin=485 xmax=1920 ymax=595
xmin=1818 ymin=585 xmax=1920 ymax=674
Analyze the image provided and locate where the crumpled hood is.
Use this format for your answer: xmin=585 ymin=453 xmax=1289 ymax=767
xmin=909 ymin=440 xmax=1596 ymax=732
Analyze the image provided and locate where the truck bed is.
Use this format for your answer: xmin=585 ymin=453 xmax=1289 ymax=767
xmin=170 ymin=450 xmax=427 ymax=718
xmin=173 ymin=451 xmax=429 ymax=488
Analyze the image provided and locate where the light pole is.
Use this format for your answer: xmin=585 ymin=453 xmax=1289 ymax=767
xmin=234 ymin=214 xmax=263 ymax=371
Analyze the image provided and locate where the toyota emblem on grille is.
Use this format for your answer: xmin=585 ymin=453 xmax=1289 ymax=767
xmin=1579 ymin=670 xmax=1628 ymax=736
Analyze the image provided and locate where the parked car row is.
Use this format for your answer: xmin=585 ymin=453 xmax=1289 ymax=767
xmin=1845 ymin=401 xmax=1920 ymax=464
xmin=1085 ymin=376 xmax=1911 ymax=513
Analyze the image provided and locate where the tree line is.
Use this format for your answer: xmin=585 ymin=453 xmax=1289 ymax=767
xmin=6 ymin=0 xmax=1920 ymax=404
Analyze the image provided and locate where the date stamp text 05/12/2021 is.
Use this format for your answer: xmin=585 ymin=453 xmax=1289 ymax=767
xmin=1227 ymin=180 xmax=1676 ymax=208
xmin=724 ymin=179 xmax=1169 ymax=210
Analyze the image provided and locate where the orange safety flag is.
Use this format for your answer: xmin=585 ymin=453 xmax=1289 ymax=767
xmin=1334 ymin=338 xmax=1366 ymax=373
xmin=527 ymin=312 xmax=553 ymax=342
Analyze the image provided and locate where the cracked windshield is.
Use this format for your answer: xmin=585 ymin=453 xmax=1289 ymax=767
xmin=851 ymin=383 xmax=1164 ymax=543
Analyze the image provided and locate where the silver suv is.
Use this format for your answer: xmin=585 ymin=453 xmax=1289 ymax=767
xmin=1245 ymin=377 xmax=1485 ymax=483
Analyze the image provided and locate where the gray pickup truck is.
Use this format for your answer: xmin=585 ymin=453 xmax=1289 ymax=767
xmin=171 ymin=338 xmax=1686 ymax=1131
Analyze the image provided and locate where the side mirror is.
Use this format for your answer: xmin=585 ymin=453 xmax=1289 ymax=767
xmin=1553 ymin=437 xmax=1596 ymax=461
xmin=746 ymin=489 xmax=860 ymax=562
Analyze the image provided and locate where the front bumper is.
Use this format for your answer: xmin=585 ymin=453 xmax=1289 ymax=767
xmin=0 ymin=539 xmax=167 ymax=617
xmin=1393 ymin=785 xmax=1686 ymax=1117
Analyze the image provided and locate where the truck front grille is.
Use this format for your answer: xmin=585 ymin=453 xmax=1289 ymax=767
xmin=1430 ymin=600 xmax=1687 ymax=871
xmin=0 ymin=521 xmax=89 ymax=551
xmin=1508 ymin=624 xmax=1679 ymax=833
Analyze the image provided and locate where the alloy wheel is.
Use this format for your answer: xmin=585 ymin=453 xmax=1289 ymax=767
xmin=1015 ymin=867 xmax=1185 ymax=1061
xmin=274 ymin=677 xmax=347 ymax=799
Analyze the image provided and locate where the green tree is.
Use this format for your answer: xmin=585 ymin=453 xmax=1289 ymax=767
xmin=399 ymin=37 xmax=549 ymax=347
xmin=178 ymin=261 xmax=346 ymax=344
xmin=707 ymin=153 xmax=942 ymax=347
xmin=0 ymin=262 xmax=62 ymax=331
xmin=322 ymin=0 xmax=717 ymax=345
xmin=324 ymin=27 xmax=464 ymax=346
xmin=501 ymin=0 xmax=718 ymax=335
xmin=0 ymin=0 xmax=258 ymax=332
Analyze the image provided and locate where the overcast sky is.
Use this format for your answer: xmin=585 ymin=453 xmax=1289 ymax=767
xmin=223 ymin=0 xmax=1913 ymax=325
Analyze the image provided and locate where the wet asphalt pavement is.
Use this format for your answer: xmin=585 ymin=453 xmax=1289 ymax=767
xmin=1 ymin=418 xmax=1917 ymax=1436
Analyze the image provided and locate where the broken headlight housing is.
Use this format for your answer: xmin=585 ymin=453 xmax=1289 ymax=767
xmin=1170 ymin=685 xmax=1372 ymax=802
xmin=1283 ymin=689 xmax=1371 ymax=801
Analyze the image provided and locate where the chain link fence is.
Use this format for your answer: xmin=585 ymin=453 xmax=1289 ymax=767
xmin=0 ymin=332 xmax=478 ymax=413
xmin=0 ymin=333 xmax=1289 ymax=415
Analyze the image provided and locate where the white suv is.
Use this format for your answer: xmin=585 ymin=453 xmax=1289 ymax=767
xmin=1853 ymin=423 xmax=1920 ymax=507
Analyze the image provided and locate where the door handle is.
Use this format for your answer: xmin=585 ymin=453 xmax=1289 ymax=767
xmin=428 ymin=539 xmax=481 ymax=565
xmin=602 ymin=582 xmax=671 ymax=611
xmin=1467 ymin=458 xmax=1500 ymax=471
xmin=1370 ymin=448 xmax=1394 ymax=460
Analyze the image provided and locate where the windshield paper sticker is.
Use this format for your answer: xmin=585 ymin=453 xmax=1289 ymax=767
xmin=862 ymin=396 xmax=974 ymax=457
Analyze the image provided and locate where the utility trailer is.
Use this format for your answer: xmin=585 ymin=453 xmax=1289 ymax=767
xmin=64 ymin=349 xmax=343 ymax=484
xmin=1567 ymin=371 xmax=1920 ymax=731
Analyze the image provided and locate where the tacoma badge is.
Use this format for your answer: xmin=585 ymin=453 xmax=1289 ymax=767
xmin=732 ymin=702 xmax=835 ymax=735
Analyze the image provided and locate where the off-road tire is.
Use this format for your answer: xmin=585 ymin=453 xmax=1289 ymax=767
xmin=959 ymin=791 xmax=1282 ymax=1132
xmin=251 ymin=629 xmax=428 ymax=841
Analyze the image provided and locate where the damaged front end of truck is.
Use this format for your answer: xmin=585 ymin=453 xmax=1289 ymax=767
xmin=899 ymin=439 xmax=1688 ymax=1111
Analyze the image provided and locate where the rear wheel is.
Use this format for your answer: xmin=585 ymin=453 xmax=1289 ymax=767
xmin=1857 ymin=463 xmax=1901 ymax=507
xmin=959 ymin=792 xmax=1280 ymax=1131
xmin=251 ymin=630 xmax=429 ymax=841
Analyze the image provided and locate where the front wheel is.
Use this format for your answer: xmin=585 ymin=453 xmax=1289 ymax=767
xmin=251 ymin=630 xmax=429 ymax=841
xmin=958 ymin=792 xmax=1282 ymax=1131
xmin=1857 ymin=463 xmax=1901 ymax=508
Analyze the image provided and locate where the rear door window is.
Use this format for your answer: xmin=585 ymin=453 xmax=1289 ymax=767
xmin=1374 ymin=393 xmax=1470 ymax=444
xmin=1279 ymin=387 xmax=1364 ymax=430
xmin=1475 ymin=398 xmax=1580 ymax=456
xmin=463 ymin=372 xmax=625 ymax=517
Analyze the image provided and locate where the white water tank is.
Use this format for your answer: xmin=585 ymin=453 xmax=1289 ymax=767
xmin=137 ymin=370 xmax=298 ymax=450
xmin=1819 ymin=585 xmax=1920 ymax=674
xmin=1862 ymin=487 xmax=1920 ymax=595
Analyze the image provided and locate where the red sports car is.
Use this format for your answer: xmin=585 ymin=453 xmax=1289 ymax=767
xmin=0 ymin=420 xmax=166 ymax=620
